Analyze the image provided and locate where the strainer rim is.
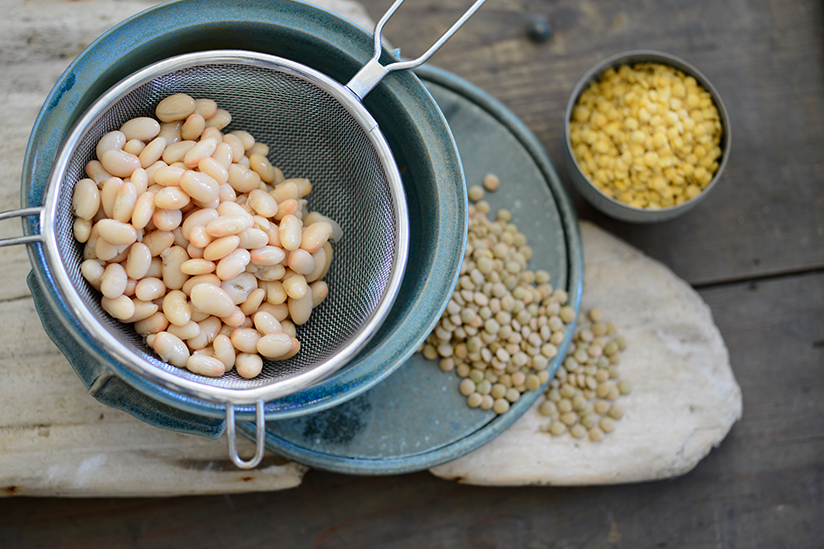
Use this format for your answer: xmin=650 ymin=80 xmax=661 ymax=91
xmin=40 ymin=50 xmax=409 ymax=405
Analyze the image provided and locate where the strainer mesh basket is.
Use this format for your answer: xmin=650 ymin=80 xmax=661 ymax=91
xmin=52 ymin=58 xmax=402 ymax=392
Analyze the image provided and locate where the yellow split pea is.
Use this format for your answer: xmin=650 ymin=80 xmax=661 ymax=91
xmin=569 ymin=63 xmax=723 ymax=209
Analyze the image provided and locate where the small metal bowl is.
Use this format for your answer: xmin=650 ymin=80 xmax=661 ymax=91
xmin=562 ymin=50 xmax=731 ymax=223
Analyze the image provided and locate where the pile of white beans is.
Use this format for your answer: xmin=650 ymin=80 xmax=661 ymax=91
xmin=71 ymin=93 xmax=342 ymax=379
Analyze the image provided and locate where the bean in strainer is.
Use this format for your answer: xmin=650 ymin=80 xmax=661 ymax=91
xmin=1 ymin=0 xmax=485 ymax=468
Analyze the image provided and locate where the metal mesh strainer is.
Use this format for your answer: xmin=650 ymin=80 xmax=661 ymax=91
xmin=2 ymin=0 xmax=486 ymax=468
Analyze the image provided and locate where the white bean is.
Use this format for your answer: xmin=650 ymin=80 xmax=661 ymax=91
xmin=134 ymin=311 xmax=169 ymax=335
xmin=288 ymin=287 xmax=313 ymax=325
xmin=167 ymin=320 xmax=201 ymax=340
xmin=139 ymin=136 xmax=167 ymax=168
xmin=143 ymin=230 xmax=175 ymax=256
xmin=300 ymin=221 xmax=333 ymax=253
xmin=96 ymin=131 xmax=126 ymax=160
xmin=101 ymin=148 xmax=141 ymax=178
xmin=235 ymin=353 xmax=263 ymax=379
xmin=256 ymin=332 xmax=293 ymax=359
xmin=182 ymin=273 xmax=222 ymax=296
xmin=213 ymin=334 xmax=236 ymax=369
xmin=101 ymin=295 xmax=135 ymax=320
xmin=189 ymin=283 xmax=235 ymax=318
xmin=125 ymin=299 xmax=159 ymax=323
xmin=123 ymin=139 xmax=145 ymax=156
xmin=203 ymin=235 xmax=240 ymax=261
xmin=135 ymin=277 xmax=166 ymax=301
xmin=180 ymin=258 xmax=216 ymax=276
xmin=152 ymin=331 xmax=190 ymax=367
xmin=72 ymin=178 xmax=100 ymax=220
xmin=215 ymin=248 xmax=251 ymax=281
xmin=86 ymin=160 xmax=112 ymax=185
xmin=182 ymin=207 xmax=219 ymax=239
xmin=310 ymin=281 xmax=329 ymax=307
xmin=120 ymin=116 xmax=160 ymax=142
xmin=231 ymin=328 xmax=262 ymax=354
xmin=153 ymin=164 xmax=185 ymax=187
xmin=287 ymin=249 xmax=315 ymax=275
xmin=227 ymin=291 xmax=259 ymax=322
xmin=253 ymin=311 xmax=283 ymax=334
xmin=227 ymin=163 xmax=261 ymax=193
xmin=180 ymin=170 xmax=219 ymax=202
xmin=130 ymin=168 xmax=148 ymax=195
xmin=156 ymin=94 xmax=196 ymax=123
xmin=185 ymin=354 xmax=225 ymax=377
xmin=158 ymin=121 xmax=182 ymax=144
xmin=195 ymin=98 xmax=217 ymax=119
xmin=154 ymin=187 xmax=190 ymax=210
xmin=212 ymin=142 xmax=233 ymax=169
xmin=303 ymin=212 xmax=343 ymax=243
xmin=73 ymin=218 xmax=92 ymax=243
xmin=198 ymin=156 xmax=229 ymax=184
xmin=162 ymin=290 xmax=192 ymax=327
xmin=183 ymin=137 xmax=218 ymax=168
xmin=162 ymin=140 xmax=196 ymax=164
xmin=131 ymin=191 xmax=156 ymax=230
xmin=152 ymin=208 xmax=182 ymax=232
xmin=126 ymin=242 xmax=152 ymax=279
xmin=278 ymin=214 xmax=302 ymax=251
xmin=181 ymin=113 xmax=206 ymax=141
xmin=248 ymin=154 xmax=275 ymax=184
xmin=206 ymin=215 xmax=249 ymax=238
xmin=96 ymin=219 xmax=137 ymax=246
xmin=270 ymin=180 xmax=301 ymax=203
xmin=248 ymin=188 xmax=278 ymax=217
xmin=305 ymin=246 xmax=327 ymax=283
xmin=281 ymin=272 xmax=308 ymax=300
xmin=238 ymin=227 xmax=269 ymax=249
xmin=250 ymin=245 xmax=286 ymax=266
xmin=263 ymin=280 xmax=287 ymax=304
xmin=221 ymin=272 xmax=258 ymax=304
xmin=205 ymin=108 xmax=231 ymax=130
xmin=80 ymin=259 xmax=105 ymax=289
xmin=100 ymin=177 xmax=123 ymax=218
xmin=160 ymin=245 xmax=189 ymax=290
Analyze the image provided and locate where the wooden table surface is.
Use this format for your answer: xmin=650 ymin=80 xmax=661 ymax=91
xmin=1 ymin=0 xmax=822 ymax=547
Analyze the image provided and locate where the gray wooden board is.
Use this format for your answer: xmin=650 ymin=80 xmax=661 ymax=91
xmin=358 ymin=0 xmax=824 ymax=286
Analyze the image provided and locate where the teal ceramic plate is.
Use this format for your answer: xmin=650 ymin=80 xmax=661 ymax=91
xmin=238 ymin=65 xmax=583 ymax=474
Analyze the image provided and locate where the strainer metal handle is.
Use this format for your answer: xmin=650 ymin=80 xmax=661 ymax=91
xmin=0 ymin=207 xmax=44 ymax=247
xmin=346 ymin=0 xmax=487 ymax=98
xmin=226 ymin=400 xmax=266 ymax=469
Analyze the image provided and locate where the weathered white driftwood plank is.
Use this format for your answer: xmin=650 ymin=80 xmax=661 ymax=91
xmin=429 ymin=222 xmax=743 ymax=486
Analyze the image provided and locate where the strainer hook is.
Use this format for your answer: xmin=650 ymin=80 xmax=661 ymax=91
xmin=346 ymin=0 xmax=486 ymax=98
xmin=226 ymin=400 xmax=266 ymax=469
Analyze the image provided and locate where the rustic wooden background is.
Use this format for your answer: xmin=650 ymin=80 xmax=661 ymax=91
xmin=1 ymin=0 xmax=822 ymax=547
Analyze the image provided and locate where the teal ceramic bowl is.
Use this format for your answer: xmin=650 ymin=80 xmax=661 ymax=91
xmin=22 ymin=0 xmax=466 ymax=435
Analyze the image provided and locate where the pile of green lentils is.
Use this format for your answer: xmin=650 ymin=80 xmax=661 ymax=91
xmin=419 ymin=174 xmax=632 ymax=442
xmin=419 ymin=174 xmax=577 ymax=415
xmin=539 ymin=308 xmax=631 ymax=441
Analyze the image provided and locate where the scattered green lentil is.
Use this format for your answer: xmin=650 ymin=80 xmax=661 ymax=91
xmin=539 ymin=309 xmax=631 ymax=441
xmin=483 ymin=173 xmax=500 ymax=192
xmin=468 ymin=185 xmax=485 ymax=202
